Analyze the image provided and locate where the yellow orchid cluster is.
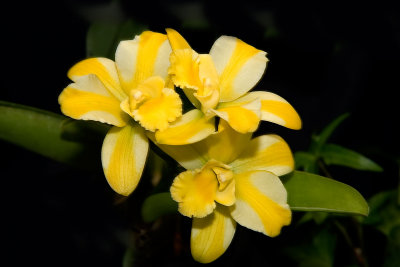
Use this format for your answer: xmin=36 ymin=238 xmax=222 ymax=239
xmin=58 ymin=29 xmax=302 ymax=263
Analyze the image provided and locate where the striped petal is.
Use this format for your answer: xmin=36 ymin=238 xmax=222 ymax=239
xmin=59 ymin=74 xmax=129 ymax=127
xmin=212 ymin=98 xmax=261 ymax=133
xmin=210 ymin=36 xmax=268 ymax=102
xmin=204 ymin=120 xmax=252 ymax=164
xmin=155 ymin=109 xmax=216 ymax=145
xmin=230 ymin=134 xmax=294 ymax=176
xmin=115 ymin=31 xmax=171 ymax=94
xmin=171 ymin=168 xmax=218 ymax=218
xmin=230 ymin=171 xmax=291 ymax=237
xmin=191 ymin=205 xmax=236 ymax=263
xmin=227 ymin=91 xmax=302 ymax=130
xmin=101 ymin=123 xmax=149 ymax=196
xmin=166 ymin=28 xmax=191 ymax=50
xmin=68 ymin=58 xmax=126 ymax=101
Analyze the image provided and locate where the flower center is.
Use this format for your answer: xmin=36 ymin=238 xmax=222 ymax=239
xmin=170 ymin=159 xmax=236 ymax=218
xmin=120 ymin=76 xmax=182 ymax=132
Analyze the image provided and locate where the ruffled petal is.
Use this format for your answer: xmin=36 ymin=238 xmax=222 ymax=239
xmin=230 ymin=134 xmax=294 ymax=176
xmin=134 ymin=88 xmax=182 ymax=131
xmin=166 ymin=28 xmax=191 ymax=50
xmin=212 ymin=98 xmax=261 ymax=133
xmin=191 ymin=205 xmax=236 ymax=263
xmin=155 ymin=109 xmax=216 ymax=145
xmin=101 ymin=124 xmax=149 ymax=196
xmin=59 ymin=74 xmax=129 ymax=127
xmin=209 ymin=36 xmax=268 ymax=102
xmin=230 ymin=171 xmax=291 ymax=237
xmin=170 ymin=169 xmax=218 ymax=218
xmin=168 ymin=48 xmax=202 ymax=90
xmin=68 ymin=58 xmax=126 ymax=101
xmin=227 ymin=91 xmax=302 ymax=130
xmin=115 ymin=31 xmax=171 ymax=93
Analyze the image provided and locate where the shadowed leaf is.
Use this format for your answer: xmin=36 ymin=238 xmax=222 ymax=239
xmin=0 ymin=101 xmax=101 ymax=170
xmin=141 ymin=192 xmax=178 ymax=223
xmin=320 ymin=143 xmax=383 ymax=172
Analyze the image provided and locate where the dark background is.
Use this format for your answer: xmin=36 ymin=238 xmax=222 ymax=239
xmin=1 ymin=0 xmax=399 ymax=266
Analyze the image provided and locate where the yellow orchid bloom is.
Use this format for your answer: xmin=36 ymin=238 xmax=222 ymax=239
xmin=163 ymin=28 xmax=301 ymax=137
xmin=154 ymin=121 xmax=294 ymax=263
xmin=58 ymin=31 xmax=194 ymax=196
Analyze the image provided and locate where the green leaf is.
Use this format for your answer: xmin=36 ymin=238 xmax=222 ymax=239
xmin=0 ymin=101 xmax=101 ymax=170
xmin=294 ymin=151 xmax=318 ymax=173
xmin=141 ymin=192 xmax=178 ymax=223
xmin=282 ymin=171 xmax=369 ymax=216
xmin=320 ymin=143 xmax=383 ymax=172
xmin=311 ymin=113 xmax=350 ymax=154
xmin=86 ymin=19 xmax=147 ymax=58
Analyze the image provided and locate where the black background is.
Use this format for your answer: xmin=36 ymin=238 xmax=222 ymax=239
xmin=1 ymin=0 xmax=399 ymax=266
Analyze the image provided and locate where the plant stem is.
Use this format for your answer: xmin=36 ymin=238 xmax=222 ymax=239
xmin=334 ymin=220 xmax=368 ymax=267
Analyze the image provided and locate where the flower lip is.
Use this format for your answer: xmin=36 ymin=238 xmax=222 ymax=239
xmin=170 ymin=159 xmax=236 ymax=218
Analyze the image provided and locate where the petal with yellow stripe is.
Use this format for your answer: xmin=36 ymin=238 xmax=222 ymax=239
xmin=155 ymin=109 xmax=216 ymax=145
xmin=101 ymin=123 xmax=149 ymax=196
xmin=68 ymin=58 xmax=126 ymax=101
xmin=212 ymin=98 xmax=261 ymax=133
xmin=59 ymin=74 xmax=129 ymax=127
xmin=230 ymin=171 xmax=291 ymax=237
xmin=191 ymin=205 xmax=236 ymax=263
xmin=166 ymin=28 xmax=191 ymax=50
xmin=210 ymin=36 xmax=268 ymax=102
xmin=230 ymin=134 xmax=294 ymax=176
xmin=226 ymin=91 xmax=302 ymax=130
xmin=115 ymin=31 xmax=171 ymax=93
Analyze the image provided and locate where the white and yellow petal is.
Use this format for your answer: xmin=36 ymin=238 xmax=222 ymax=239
xmin=212 ymin=98 xmax=261 ymax=133
xmin=171 ymin=168 xmax=218 ymax=218
xmin=191 ymin=205 xmax=236 ymax=263
xmin=210 ymin=36 xmax=268 ymax=102
xmin=230 ymin=171 xmax=291 ymax=237
xmin=228 ymin=91 xmax=302 ymax=130
xmin=101 ymin=123 xmax=149 ymax=196
xmin=59 ymin=74 xmax=129 ymax=127
xmin=115 ymin=31 xmax=171 ymax=93
xmin=155 ymin=109 xmax=216 ymax=145
xmin=67 ymin=58 xmax=126 ymax=101
xmin=230 ymin=134 xmax=294 ymax=176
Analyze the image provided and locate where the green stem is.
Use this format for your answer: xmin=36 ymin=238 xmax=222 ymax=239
xmin=334 ymin=220 xmax=368 ymax=267
xmin=317 ymin=158 xmax=333 ymax=179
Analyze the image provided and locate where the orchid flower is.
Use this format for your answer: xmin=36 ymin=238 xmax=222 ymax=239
xmin=156 ymin=28 xmax=301 ymax=143
xmin=58 ymin=31 xmax=186 ymax=196
xmin=154 ymin=121 xmax=294 ymax=263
